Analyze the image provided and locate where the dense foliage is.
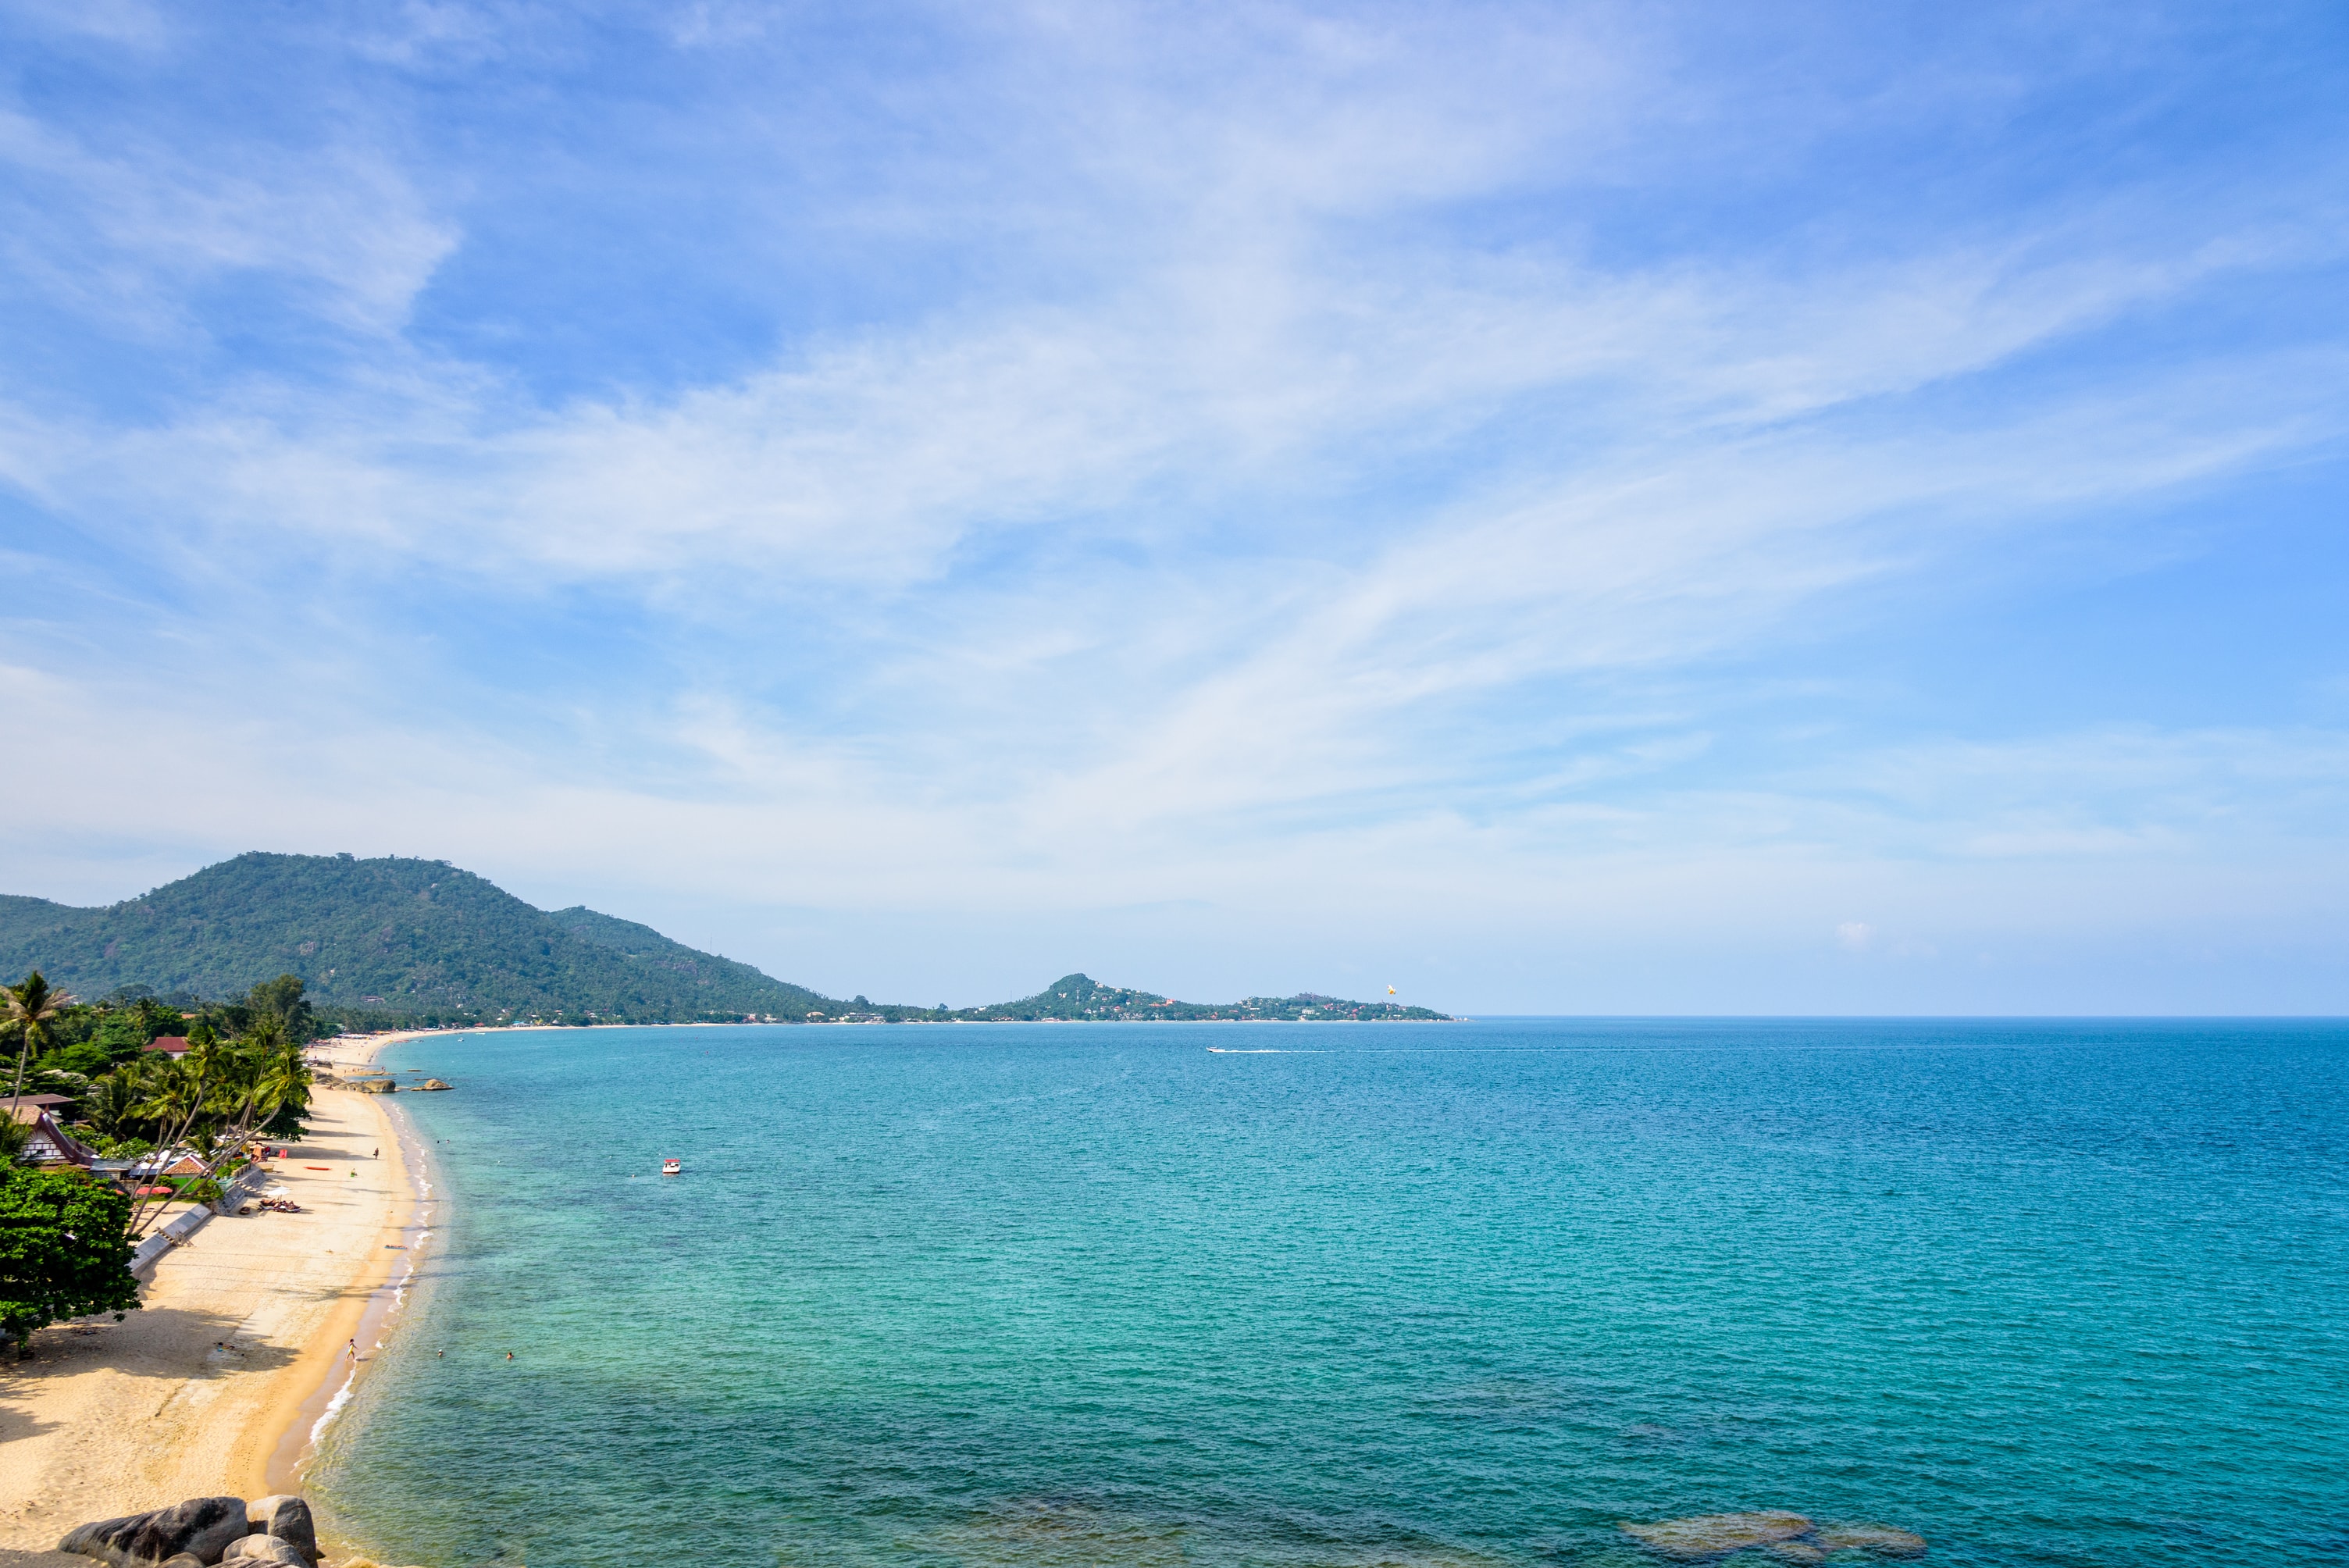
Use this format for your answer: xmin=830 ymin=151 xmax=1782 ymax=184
xmin=5 ymin=971 xmax=319 ymax=1240
xmin=0 ymin=1165 xmax=139 ymax=1341
xmin=0 ymin=853 xmax=836 ymax=1026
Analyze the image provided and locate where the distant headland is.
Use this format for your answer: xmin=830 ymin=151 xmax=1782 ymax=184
xmin=0 ymin=852 xmax=1452 ymax=1029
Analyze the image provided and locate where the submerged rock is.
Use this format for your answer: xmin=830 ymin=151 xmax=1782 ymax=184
xmin=1816 ymin=1526 xmax=1927 ymax=1558
xmin=1621 ymin=1513 xmax=1815 ymax=1559
xmin=61 ymin=1497 xmax=252 ymax=1567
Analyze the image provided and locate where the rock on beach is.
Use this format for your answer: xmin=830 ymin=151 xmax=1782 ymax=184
xmin=58 ymin=1499 xmax=252 ymax=1568
xmin=59 ymin=1495 xmax=321 ymax=1568
xmin=245 ymin=1498 xmax=317 ymax=1564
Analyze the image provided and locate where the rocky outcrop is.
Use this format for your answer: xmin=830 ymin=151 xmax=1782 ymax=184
xmin=60 ymin=1495 xmax=323 ymax=1568
xmin=60 ymin=1497 xmax=252 ymax=1567
xmin=246 ymin=1495 xmax=317 ymax=1563
xmin=415 ymin=1079 xmax=452 ymax=1091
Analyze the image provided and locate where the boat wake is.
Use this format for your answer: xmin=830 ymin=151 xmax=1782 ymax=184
xmin=1207 ymin=1047 xmax=1284 ymax=1053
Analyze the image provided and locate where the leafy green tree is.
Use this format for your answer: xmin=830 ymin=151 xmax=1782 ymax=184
xmin=5 ymin=972 xmax=74 ymax=1110
xmin=244 ymin=975 xmax=315 ymax=1042
xmin=131 ymin=998 xmax=187 ymax=1043
xmin=35 ymin=1041 xmax=117 ymax=1081
xmin=0 ymin=1165 xmax=138 ymax=1347
xmin=91 ymin=1008 xmax=150 ymax=1058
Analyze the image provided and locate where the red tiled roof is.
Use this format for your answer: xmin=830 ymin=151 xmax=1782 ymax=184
xmin=147 ymin=1035 xmax=191 ymax=1053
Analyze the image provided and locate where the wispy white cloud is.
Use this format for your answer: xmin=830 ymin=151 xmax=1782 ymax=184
xmin=0 ymin=109 xmax=458 ymax=339
xmin=2 ymin=0 xmax=2346 ymax=1008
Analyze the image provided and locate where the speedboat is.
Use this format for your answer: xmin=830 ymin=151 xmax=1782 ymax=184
xmin=661 ymin=1157 xmax=683 ymax=1176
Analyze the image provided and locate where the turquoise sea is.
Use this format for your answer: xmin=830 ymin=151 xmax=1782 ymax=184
xmin=317 ymin=1019 xmax=2349 ymax=1568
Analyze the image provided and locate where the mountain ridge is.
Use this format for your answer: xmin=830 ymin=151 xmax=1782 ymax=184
xmin=0 ymin=853 xmax=1449 ymax=1025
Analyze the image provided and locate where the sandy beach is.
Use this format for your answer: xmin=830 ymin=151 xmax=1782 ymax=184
xmin=0 ymin=1035 xmax=439 ymax=1564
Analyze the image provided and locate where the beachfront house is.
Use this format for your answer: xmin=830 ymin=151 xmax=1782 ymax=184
xmin=4 ymin=1100 xmax=97 ymax=1167
xmin=127 ymin=1146 xmax=212 ymax=1179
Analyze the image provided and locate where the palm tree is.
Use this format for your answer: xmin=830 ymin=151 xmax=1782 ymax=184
xmin=80 ymin=1071 xmax=148 ymax=1141
xmin=255 ymin=1039 xmax=311 ymax=1128
xmin=5 ymin=971 xmax=74 ymax=1110
xmin=128 ymin=1055 xmax=213 ymax=1235
xmin=174 ymin=1023 xmax=314 ymax=1221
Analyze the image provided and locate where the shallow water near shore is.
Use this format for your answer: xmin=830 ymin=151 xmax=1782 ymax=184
xmin=312 ymin=1018 xmax=2349 ymax=1567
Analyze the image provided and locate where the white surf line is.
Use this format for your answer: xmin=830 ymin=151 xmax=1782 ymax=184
xmin=310 ymin=1369 xmax=358 ymax=1444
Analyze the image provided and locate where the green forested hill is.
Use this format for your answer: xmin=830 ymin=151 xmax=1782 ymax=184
xmin=0 ymin=855 xmax=1451 ymax=1027
xmin=0 ymin=853 xmax=832 ymax=1024
xmin=947 ymin=971 xmax=1450 ymax=1022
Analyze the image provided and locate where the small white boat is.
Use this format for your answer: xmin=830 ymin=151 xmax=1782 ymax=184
xmin=661 ymin=1156 xmax=683 ymax=1176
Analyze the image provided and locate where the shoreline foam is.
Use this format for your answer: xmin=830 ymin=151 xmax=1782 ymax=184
xmin=260 ymin=1034 xmax=444 ymax=1500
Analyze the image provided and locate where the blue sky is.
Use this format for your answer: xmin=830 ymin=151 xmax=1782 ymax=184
xmin=2 ymin=0 xmax=2345 ymax=1012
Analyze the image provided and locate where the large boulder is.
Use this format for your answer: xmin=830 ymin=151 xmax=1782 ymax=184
xmin=223 ymin=1538 xmax=308 ymax=1567
xmin=245 ymin=1498 xmax=317 ymax=1564
xmin=61 ymin=1498 xmax=253 ymax=1567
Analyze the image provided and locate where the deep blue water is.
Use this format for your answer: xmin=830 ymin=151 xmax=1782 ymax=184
xmin=315 ymin=1019 xmax=2349 ymax=1568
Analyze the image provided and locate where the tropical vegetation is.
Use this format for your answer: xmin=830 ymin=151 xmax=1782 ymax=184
xmin=0 ymin=1164 xmax=138 ymax=1346
xmin=5 ymin=970 xmax=317 ymax=1237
